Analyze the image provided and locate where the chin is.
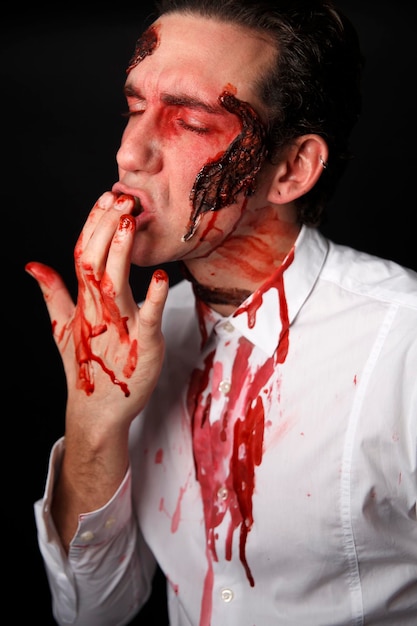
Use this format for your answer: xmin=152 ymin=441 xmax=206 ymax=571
xmin=131 ymin=248 xmax=176 ymax=268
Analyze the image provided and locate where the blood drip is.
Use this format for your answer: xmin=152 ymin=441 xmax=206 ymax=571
xmin=187 ymin=248 xmax=294 ymax=623
xmin=182 ymin=91 xmax=267 ymax=242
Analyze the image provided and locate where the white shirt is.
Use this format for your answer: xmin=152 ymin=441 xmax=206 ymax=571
xmin=35 ymin=226 xmax=417 ymax=626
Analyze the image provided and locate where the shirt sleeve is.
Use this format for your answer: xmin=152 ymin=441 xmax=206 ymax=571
xmin=34 ymin=437 xmax=157 ymax=626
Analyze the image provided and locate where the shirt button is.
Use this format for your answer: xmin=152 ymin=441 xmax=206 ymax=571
xmin=105 ymin=517 xmax=116 ymax=529
xmin=223 ymin=321 xmax=234 ymax=332
xmin=221 ymin=588 xmax=234 ymax=603
xmin=218 ymin=379 xmax=231 ymax=395
xmin=79 ymin=530 xmax=94 ymax=542
xmin=217 ymin=486 xmax=228 ymax=501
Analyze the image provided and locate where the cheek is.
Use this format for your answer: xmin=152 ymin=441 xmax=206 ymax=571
xmin=159 ymin=110 xmax=241 ymax=173
xmin=173 ymin=138 xmax=239 ymax=182
xmin=168 ymin=137 xmax=234 ymax=207
xmin=196 ymin=198 xmax=246 ymax=246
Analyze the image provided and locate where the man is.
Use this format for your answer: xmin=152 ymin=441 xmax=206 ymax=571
xmin=27 ymin=0 xmax=417 ymax=624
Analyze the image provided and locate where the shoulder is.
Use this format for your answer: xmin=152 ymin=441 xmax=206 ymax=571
xmin=322 ymin=237 xmax=417 ymax=311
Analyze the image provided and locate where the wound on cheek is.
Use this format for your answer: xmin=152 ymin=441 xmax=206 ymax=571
xmin=182 ymin=90 xmax=268 ymax=242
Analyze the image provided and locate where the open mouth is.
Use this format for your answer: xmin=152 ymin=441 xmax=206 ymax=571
xmin=132 ymin=196 xmax=143 ymax=216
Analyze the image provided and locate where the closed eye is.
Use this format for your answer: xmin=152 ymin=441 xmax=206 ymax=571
xmin=177 ymin=119 xmax=210 ymax=135
xmin=121 ymin=110 xmax=144 ymax=118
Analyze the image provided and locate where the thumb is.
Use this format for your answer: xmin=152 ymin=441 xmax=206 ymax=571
xmin=25 ymin=261 xmax=75 ymax=332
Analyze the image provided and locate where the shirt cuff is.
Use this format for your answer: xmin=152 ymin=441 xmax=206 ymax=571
xmin=35 ymin=437 xmax=133 ymax=549
xmin=34 ymin=437 xmax=133 ymax=624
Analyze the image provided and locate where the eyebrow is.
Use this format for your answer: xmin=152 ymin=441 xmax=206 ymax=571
xmin=161 ymin=94 xmax=225 ymax=115
xmin=123 ymin=84 xmax=227 ymax=115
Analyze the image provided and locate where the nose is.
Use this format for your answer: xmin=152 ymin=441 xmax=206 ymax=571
xmin=116 ymin=115 xmax=162 ymax=174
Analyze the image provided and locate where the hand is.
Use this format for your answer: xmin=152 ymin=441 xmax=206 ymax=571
xmin=26 ymin=191 xmax=169 ymax=430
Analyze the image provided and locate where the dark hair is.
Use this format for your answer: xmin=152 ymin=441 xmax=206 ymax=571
xmin=155 ymin=0 xmax=364 ymax=226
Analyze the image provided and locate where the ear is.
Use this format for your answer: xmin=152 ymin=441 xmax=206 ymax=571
xmin=267 ymin=135 xmax=329 ymax=205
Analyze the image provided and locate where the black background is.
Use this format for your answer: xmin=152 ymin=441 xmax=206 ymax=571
xmin=2 ymin=2 xmax=416 ymax=623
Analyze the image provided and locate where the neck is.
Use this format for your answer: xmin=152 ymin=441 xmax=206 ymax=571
xmin=181 ymin=215 xmax=301 ymax=316
xmin=180 ymin=229 xmax=295 ymax=316
xmin=180 ymin=262 xmax=252 ymax=313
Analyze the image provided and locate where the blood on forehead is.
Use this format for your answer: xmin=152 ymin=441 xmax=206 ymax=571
xmin=126 ymin=24 xmax=160 ymax=73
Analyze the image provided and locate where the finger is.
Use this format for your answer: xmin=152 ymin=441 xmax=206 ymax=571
xmin=101 ymin=213 xmax=137 ymax=310
xmin=76 ymin=191 xmax=123 ymax=251
xmin=74 ymin=194 xmax=137 ymax=329
xmin=76 ymin=193 xmax=137 ymax=283
xmin=25 ymin=261 xmax=75 ymax=334
xmin=138 ymin=270 xmax=170 ymax=346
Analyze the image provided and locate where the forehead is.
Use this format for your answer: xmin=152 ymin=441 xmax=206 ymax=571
xmin=126 ymin=13 xmax=275 ymax=113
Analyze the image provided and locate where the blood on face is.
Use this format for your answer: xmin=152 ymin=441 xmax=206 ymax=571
xmin=126 ymin=25 xmax=268 ymax=244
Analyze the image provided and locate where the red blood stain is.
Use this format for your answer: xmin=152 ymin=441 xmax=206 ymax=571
xmin=126 ymin=24 xmax=160 ymax=73
xmin=187 ymin=336 xmax=276 ymax=609
xmin=200 ymin=551 xmax=214 ymax=626
xmin=195 ymin=299 xmax=212 ymax=348
xmin=25 ymin=261 xmax=57 ymax=291
xmin=236 ymin=247 xmax=294 ymax=363
xmin=153 ymin=269 xmax=169 ymax=283
xmin=159 ymin=497 xmax=170 ymax=517
xmin=167 ymin=575 xmax=179 ymax=595
xmin=183 ymin=91 xmax=267 ymax=242
xmin=31 ymin=212 xmax=139 ymax=398
xmin=123 ymin=25 xmax=268 ymax=260
xmin=184 ymin=251 xmax=294 ymax=617
xmin=155 ymin=448 xmax=163 ymax=464
xmin=64 ymin=212 xmax=140 ymax=396
xmin=171 ymin=483 xmax=187 ymax=533
xmin=26 ymin=258 xmax=133 ymax=396
xmin=123 ymin=340 xmax=138 ymax=378
xmin=231 ymin=394 xmax=265 ymax=586
xmin=70 ymin=258 xmax=134 ymax=397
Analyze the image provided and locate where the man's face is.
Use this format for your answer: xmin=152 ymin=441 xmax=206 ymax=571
xmin=114 ymin=13 xmax=276 ymax=267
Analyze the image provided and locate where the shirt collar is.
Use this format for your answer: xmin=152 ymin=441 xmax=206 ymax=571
xmin=196 ymin=226 xmax=329 ymax=357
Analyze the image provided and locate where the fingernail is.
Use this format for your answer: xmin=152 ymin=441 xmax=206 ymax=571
xmin=153 ymin=269 xmax=168 ymax=287
xmin=114 ymin=194 xmax=135 ymax=211
xmin=118 ymin=214 xmax=135 ymax=232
